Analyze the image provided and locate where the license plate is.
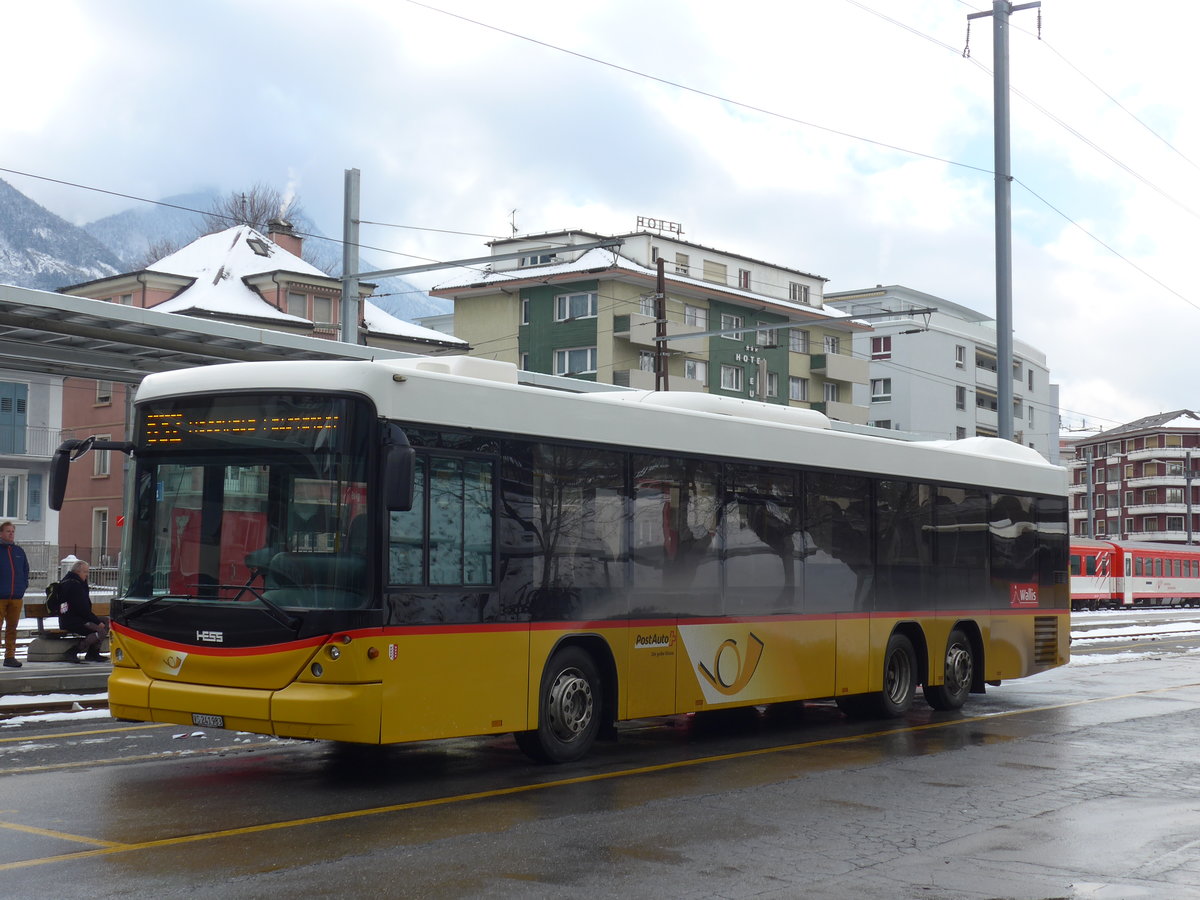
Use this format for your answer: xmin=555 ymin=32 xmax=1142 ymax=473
xmin=192 ymin=713 xmax=224 ymax=728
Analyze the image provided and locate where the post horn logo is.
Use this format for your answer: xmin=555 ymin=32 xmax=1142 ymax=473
xmin=697 ymin=632 xmax=765 ymax=695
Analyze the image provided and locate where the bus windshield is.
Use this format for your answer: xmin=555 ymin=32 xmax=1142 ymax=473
xmin=124 ymin=393 xmax=372 ymax=611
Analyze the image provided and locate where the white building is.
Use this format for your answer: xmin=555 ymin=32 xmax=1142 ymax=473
xmin=825 ymin=285 xmax=1060 ymax=462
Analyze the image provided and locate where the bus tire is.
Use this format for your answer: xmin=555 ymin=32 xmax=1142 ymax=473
xmin=924 ymin=629 xmax=973 ymax=711
xmin=515 ymin=645 xmax=602 ymax=764
xmin=836 ymin=632 xmax=917 ymax=719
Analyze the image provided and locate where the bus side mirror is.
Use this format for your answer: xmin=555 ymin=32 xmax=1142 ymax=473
xmin=384 ymin=444 xmax=416 ymax=511
xmin=381 ymin=424 xmax=415 ymax=511
xmin=48 ymin=440 xmax=85 ymax=512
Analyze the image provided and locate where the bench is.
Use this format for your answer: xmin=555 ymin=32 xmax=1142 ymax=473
xmin=23 ymin=601 xmax=111 ymax=663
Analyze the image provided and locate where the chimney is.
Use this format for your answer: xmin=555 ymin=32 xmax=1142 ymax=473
xmin=267 ymin=218 xmax=303 ymax=258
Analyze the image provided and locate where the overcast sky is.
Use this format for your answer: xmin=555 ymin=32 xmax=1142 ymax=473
xmin=3 ymin=0 xmax=1197 ymax=438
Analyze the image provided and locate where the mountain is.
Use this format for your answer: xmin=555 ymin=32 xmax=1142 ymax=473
xmin=0 ymin=178 xmax=123 ymax=290
xmin=84 ymin=189 xmax=217 ymax=268
xmin=0 ymin=179 xmax=453 ymax=321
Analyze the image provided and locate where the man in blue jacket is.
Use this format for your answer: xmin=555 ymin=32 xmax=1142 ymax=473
xmin=0 ymin=521 xmax=29 ymax=668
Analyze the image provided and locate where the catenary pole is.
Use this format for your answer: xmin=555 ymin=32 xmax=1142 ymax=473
xmin=341 ymin=168 xmax=361 ymax=344
xmin=968 ymin=1 xmax=1039 ymax=441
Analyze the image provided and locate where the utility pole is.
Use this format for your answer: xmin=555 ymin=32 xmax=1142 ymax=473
xmin=967 ymin=0 xmax=1039 ymax=441
xmin=340 ymin=168 xmax=361 ymax=345
xmin=654 ymin=257 xmax=669 ymax=391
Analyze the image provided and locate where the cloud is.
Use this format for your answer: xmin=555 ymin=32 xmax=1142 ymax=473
xmin=4 ymin=0 xmax=1199 ymax=431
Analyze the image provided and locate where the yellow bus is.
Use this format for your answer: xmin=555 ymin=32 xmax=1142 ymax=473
xmin=51 ymin=355 xmax=1069 ymax=763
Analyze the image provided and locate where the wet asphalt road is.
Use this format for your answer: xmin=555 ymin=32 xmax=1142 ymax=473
xmin=3 ymin=609 xmax=1200 ymax=899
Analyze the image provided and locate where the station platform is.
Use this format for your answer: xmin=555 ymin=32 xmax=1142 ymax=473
xmin=2 ymin=621 xmax=111 ymax=696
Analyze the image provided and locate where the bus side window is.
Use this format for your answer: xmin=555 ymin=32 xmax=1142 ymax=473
xmin=389 ymin=458 xmax=426 ymax=585
xmin=1085 ymin=556 xmax=1096 ymax=576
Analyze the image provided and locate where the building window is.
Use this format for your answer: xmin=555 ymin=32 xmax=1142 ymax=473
xmin=685 ymin=359 xmax=708 ymax=385
xmin=766 ymin=372 xmax=779 ymax=398
xmin=956 ymin=386 xmax=967 ymax=410
xmin=738 ymin=269 xmax=752 ymax=290
xmin=955 ymin=345 xmax=966 ymax=368
xmin=638 ymin=351 xmax=655 ymax=373
xmin=976 ymin=389 xmax=998 ymax=412
xmin=287 ymin=291 xmax=307 ymax=317
xmin=520 ymin=353 xmax=529 ymax=370
xmin=823 ymin=335 xmax=840 ymax=354
xmin=93 ymin=508 xmax=109 ymax=556
xmin=93 ymin=434 xmax=111 ymax=477
xmin=1168 ymin=516 xmax=1185 ymax=532
xmin=312 ymin=296 xmax=333 ymax=325
xmin=1124 ymin=490 xmax=1134 ymax=506
xmin=553 ymin=347 xmax=597 ymax=376
xmin=96 ymin=381 xmax=113 ymax=405
xmin=870 ymin=378 xmax=892 ymax=401
xmin=720 ymin=365 xmax=744 ymax=392
xmin=1028 ymin=407 xmax=1034 ymax=428
xmin=703 ymin=260 xmax=728 ymax=284
xmin=1028 ymin=369 xmax=1034 ymax=390
xmin=823 ymin=382 xmax=839 ymax=403
xmin=755 ymin=322 xmax=778 ymax=347
xmin=720 ymin=314 xmax=744 ymax=340
xmin=651 ymin=246 xmax=660 ymax=263
xmin=1096 ymin=494 xmax=1105 ymax=509
xmin=684 ymin=304 xmax=707 ymax=329
xmin=1013 ymin=360 xmax=1023 ymax=381
xmin=520 ymin=251 xmax=557 ymax=267
xmin=872 ymin=420 xmax=892 ymax=430
xmin=521 ymin=296 xmax=530 ymax=325
xmin=118 ymin=293 xmax=133 ymax=305
xmin=789 ymin=282 xmax=810 ymax=305
xmin=0 ymin=474 xmax=24 ymax=519
xmin=871 ymin=336 xmax=892 ymax=360
xmin=639 ymin=294 xmax=656 ymax=317
xmin=956 ymin=426 xmax=967 ymax=440
xmin=790 ymin=329 xmax=810 ymax=354
xmin=789 ymin=376 xmax=808 ymax=401
xmin=675 ymin=253 xmax=690 ymax=276
xmin=555 ymin=292 xmax=598 ymax=321
xmin=1125 ymin=518 xmax=1135 ymax=534
xmin=1013 ymin=398 xmax=1023 ymax=419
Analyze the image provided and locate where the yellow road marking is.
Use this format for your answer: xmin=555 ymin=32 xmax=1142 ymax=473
xmin=0 ymin=723 xmax=171 ymax=744
xmin=3 ymin=679 xmax=1200 ymax=872
xmin=0 ymin=821 xmax=129 ymax=849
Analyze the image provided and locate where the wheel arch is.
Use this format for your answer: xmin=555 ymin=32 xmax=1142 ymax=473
xmin=892 ymin=621 xmax=929 ymax=687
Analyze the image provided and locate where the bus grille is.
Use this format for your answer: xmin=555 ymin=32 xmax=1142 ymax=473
xmin=1034 ymin=616 xmax=1058 ymax=665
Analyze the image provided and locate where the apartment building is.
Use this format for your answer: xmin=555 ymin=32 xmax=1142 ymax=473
xmin=431 ymin=228 xmax=871 ymax=423
xmin=825 ymin=285 xmax=1059 ymax=461
xmin=1067 ymin=410 xmax=1200 ymax=542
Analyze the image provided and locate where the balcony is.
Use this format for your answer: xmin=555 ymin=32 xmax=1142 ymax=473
xmin=1127 ymin=502 xmax=1190 ymax=516
xmin=1125 ymin=446 xmax=1193 ymax=462
xmin=0 ymin=425 xmax=69 ymax=459
xmin=812 ymin=399 xmax=868 ymax=425
xmin=612 ymin=313 xmax=706 ymax=354
xmin=1127 ymin=475 xmax=1187 ymax=489
xmin=974 ymin=366 xmax=998 ymax=391
xmin=809 ymin=353 xmax=868 ymax=385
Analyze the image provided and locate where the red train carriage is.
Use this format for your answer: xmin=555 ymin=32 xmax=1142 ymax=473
xmin=1070 ymin=539 xmax=1200 ymax=609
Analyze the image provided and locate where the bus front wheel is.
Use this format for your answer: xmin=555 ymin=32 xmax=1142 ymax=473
xmin=924 ymin=629 xmax=974 ymax=711
xmin=515 ymin=646 xmax=602 ymax=764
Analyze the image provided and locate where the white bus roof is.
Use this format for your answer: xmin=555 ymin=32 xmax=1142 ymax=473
xmin=135 ymin=356 xmax=1066 ymax=497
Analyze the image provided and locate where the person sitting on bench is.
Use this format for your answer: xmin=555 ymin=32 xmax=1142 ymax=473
xmin=58 ymin=560 xmax=110 ymax=663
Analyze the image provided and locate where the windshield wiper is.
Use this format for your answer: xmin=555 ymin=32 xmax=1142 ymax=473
xmin=216 ymin=584 xmax=301 ymax=631
xmin=122 ymin=593 xmax=194 ymax=621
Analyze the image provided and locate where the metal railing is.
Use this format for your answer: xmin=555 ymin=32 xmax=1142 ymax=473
xmin=0 ymin=425 xmax=69 ymax=458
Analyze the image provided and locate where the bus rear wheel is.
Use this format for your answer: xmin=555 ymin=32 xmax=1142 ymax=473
xmin=515 ymin=646 xmax=602 ymax=764
xmin=924 ymin=629 xmax=974 ymax=711
xmin=836 ymin=632 xmax=917 ymax=719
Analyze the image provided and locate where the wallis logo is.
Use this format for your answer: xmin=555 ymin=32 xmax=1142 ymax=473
xmin=697 ymin=632 xmax=765 ymax=695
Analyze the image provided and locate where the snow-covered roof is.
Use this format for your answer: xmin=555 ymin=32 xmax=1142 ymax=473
xmin=432 ymin=247 xmax=858 ymax=323
xmin=147 ymin=225 xmax=320 ymax=323
xmin=363 ymin=300 xmax=466 ymax=345
xmin=1094 ymin=409 xmax=1200 ymax=438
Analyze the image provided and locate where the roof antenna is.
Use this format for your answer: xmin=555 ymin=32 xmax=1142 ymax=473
xmin=510 ymin=209 xmax=518 ymax=236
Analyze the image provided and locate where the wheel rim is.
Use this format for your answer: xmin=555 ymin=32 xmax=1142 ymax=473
xmin=546 ymin=666 xmax=593 ymax=743
xmin=883 ymin=647 xmax=912 ymax=706
xmin=945 ymin=642 xmax=972 ymax=694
